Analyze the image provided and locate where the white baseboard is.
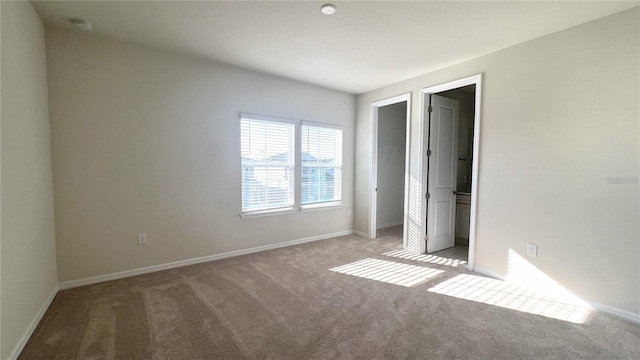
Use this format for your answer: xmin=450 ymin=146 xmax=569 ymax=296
xmin=59 ymin=230 xmax=353 ymax=290
xmin=473 ymin=266 xmax=640 ymax=325
xmin=589 ymin=301 xmax=640 ymax=325
xmin=472 ymin=266 xmax=506 ymax=281
xmin=8 ymin=285 xmax=59 ymax=360
xmin=352 ymin=230 xmax=369 ymax=238
xmin=376 ymin=221 xmax=403 ymax=229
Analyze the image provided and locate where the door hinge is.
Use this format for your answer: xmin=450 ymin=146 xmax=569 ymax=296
xmin=427 ymin=149 xmax=432 ymax=156
xmin=428 ymin=106 xmax=433 ymax=113
xmin=426 ymin=193 xmax=430 ymax=199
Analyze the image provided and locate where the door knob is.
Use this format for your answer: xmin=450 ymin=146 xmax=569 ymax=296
xmin=453 ymin=190 xmax=457 ymax=195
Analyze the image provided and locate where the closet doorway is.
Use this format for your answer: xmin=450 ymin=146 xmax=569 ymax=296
xmin=369 ymin=94 xmax=411 ymax=239
xmin=432 ymin=85 xmax=476 ymax=256
xmin=420 ymin=74 xmax=482 ymax=269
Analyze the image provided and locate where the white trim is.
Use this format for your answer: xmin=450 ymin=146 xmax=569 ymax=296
xmin=299 ymin=122 xmax=344 ymax=207
xmin=473 ymin=266 xmax=506 ymax=281
xmin=376 ymin=220 xmax=404 ymax=229
xmin=301 ymin=120 xmax=343 ymax=130
xmin=369 ymin=103 xmax=379 ymax=239
xmin=294 ymin=120 xmax=302 ymax=210
xmin=419 ymin=74 xmax=482 ymax=272
xmin=589 ymin=302 xmax=640 ymax=325
xmin=372 ymin=93 xmax=412 ymax=108
xmin=352 ymin=230 xmax=369 ymax=238
xmin=467 ymin=75 xmax=482 ymax=271
xmin=240 ymin=207 xmax=298 ymax=219
xmin=369 ymin=93 xmax=411 ymax=239
xmin=58 ymin=230 xmax=353 ymax=290
xmin=401 ymin=95 xmax=412 ymax=249
xmin=240 ymin=112 xmax=296 ymax=124
xmin=418 ymin=91 xmax=428 ymax=253
xmin=300 ymin=202 xmax=342 ymax=212
xmin=8 ymin=285 xmax=59 ymax=360
xmin=473 ymin=266 xmax=640 ymax=325
xmin=240 ymin=113 xmax=297 ymax=215
xmin=420 ymin=75 xmax=482 ymax=96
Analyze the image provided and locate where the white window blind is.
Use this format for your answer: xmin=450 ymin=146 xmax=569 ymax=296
xmin=301 ymin=123 xmax=342 ymax=206
xmin=241 ymin=115 xmax=295 ymax=212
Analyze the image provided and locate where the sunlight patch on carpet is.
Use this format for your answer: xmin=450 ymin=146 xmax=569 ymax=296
xmin=382 ymin=250 xmax=467 ymax=268
xmin=330 ymin=258 xmax=444 ymax=287
xmin=427 ymin=274 xmax=593 ymax=323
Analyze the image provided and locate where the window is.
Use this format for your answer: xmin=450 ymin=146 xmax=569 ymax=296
xmin=241 ymin=114 xmax=295 ymax=213
xmin=240 ymin=114 xmax=343 ymax=217
xmin=301 ymin=122 xmax=342 ymax=207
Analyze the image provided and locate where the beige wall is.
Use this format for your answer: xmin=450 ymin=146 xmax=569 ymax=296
xmin=45 ymin=28 xmax=355 ymax=282
xmin=1 ymin=1 xmax=58 ymax=359
xmin=355 ymin=8 xmax=640 ymax=313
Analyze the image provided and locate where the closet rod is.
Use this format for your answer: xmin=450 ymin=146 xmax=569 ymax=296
xmin=378 ymin=145 xmax=405 ymax=160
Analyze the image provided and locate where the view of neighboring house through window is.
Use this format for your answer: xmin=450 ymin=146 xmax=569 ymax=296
xmin=240 ymin=114 xmax=343 ymax=216
xmin=241 ymin=114 xmax=295 ymax=212
xmin=301 ymin=122 xmax=342 ymax=206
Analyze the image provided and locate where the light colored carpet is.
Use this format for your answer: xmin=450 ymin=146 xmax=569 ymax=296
xmin=20 ymin=230 xmax=640 ymax=359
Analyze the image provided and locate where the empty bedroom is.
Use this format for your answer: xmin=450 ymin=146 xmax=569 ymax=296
xmin=1 ymin=1 xmax=639 ymax=359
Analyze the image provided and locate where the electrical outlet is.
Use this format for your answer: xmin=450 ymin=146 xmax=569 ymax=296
xmin=526 ymin=243 xmax=538 ymax=257
xmin=137 ymin=233 xmax=147 ymax=245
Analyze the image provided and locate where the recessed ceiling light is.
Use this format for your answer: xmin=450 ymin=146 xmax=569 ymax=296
xmin=69 ymin=18 xmax=93 ymax=31
xmin=321 ymin=4 xmax=337 ymax=15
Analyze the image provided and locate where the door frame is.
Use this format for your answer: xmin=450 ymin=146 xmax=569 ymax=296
xmin=420 ymin=74 xmax=482 ymax=270
xmin=369 ymin=93 xmax=411 ymax=239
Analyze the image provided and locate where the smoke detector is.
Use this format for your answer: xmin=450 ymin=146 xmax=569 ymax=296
xmin=321 ymin=4 xmax=337 ymax=15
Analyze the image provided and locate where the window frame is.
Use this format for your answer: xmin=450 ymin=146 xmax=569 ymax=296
xmin=300 ymin=120 xmax=343 ymax=211
xmin=239 ymin=114 xmax=343 ymax=218
xmin=240 ymin=113 xmax=297 ymax=218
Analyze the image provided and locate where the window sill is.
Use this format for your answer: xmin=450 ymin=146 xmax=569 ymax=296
xmin=301 ymin=202 xmax=343 ymax=212
xmin=240 ymin=202 xmax=342 ymax=218
xmin=240 ymin=207 xmax=298 ymax=219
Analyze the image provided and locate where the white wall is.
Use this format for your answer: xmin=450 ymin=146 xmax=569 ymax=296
xmin=355 ymin=8 xmax=639 ymax=314
xmin=1 ymin=2 xmax=58 ymax=359
xmin=376 ymin=103 xmax=407 ymax=228
xmin=45 ymin=28 xmax=355 ymax=282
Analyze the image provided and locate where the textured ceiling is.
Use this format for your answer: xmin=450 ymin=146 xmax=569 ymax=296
xmin=32 ymin=1 xmax=639 ymax=94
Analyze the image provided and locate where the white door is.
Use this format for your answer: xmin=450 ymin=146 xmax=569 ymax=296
xmin=426 ymin=94 xmax=459 ymax=253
